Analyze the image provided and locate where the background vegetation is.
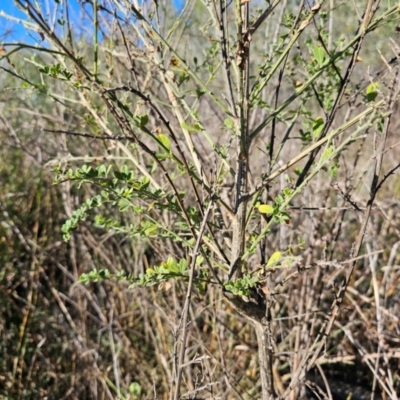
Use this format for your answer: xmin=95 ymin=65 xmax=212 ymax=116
xmin=1 ymin=0 xmax=400 ymax=399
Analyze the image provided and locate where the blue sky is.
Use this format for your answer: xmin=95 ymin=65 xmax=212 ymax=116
xmin=0 ymin=1 xmax=81 ymax=43
xmin=0 ymin=0 xmax=111 ymax=45
xmin=1 ymin=0 xmax=184 ymax=43
xmin=0 ymin=1 xmax=30 ymax=42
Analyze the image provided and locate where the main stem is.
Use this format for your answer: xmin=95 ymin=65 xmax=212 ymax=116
xmin=230 ymin=3 xmax=278 ymax=399
xmin=254 ymin=318 xmax=278 ymax=399
xmin=229 ymin=0 xmax=250 ymax=279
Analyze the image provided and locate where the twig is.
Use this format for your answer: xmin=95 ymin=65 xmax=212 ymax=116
xmin=173 ymin=196 xmax=215 ymax=400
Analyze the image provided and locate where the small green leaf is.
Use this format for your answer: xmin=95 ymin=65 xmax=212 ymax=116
xmin=366 ymin=83 xmax=379 ymax=102
xmin=39 ymin=66 xmax=50 ymax=74
xmin=312 ymin=116 xmax=324 ymax=139
xmin=155 ymin=152 xmax=169 ymax=161
xmin=267 ymin=251 xmax=282 ymax=267
xmin=141 ymin=221 xmax=158 ymax=237
xmin=195 ymin=280 xmax=208 ymax=295
xmin=98 ymin=164 xmax=107 ymax=175
xmin=180 ymin=122 xmax=202 ymax=132
xmin=313 ymin=46 xmax=325 ymax=66
xmin=321 ymin=145 xmax=334 ymax=161
xmin=294 ymin=167 xmax=302 ymax=175
xmin=157 ymin=133 xmax=171 ymax=151
xmin=258 ymin=204 xmax=274 ymax=214
xmin=195 ymin=88 xmax=206 ymax=98
xmin=118 ymin=198 xmax=131 ymax=211
xmin=138 ymin=114 xmax=149 ymax=127
xmin=177 ymin=259 xmax=187 ymax=273
xmin=224 ymin=119 xmax=234 ymax=129
xmin=129 ymin=382 xmax=142 ymax=397
xmin=224 ymin=274 xmax=259 ymax=296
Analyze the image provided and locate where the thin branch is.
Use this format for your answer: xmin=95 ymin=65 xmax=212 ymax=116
xmin=173 ymin=196 xmax=215 ymax=400
xmin=248 ymin=103 xmax=383 ymax=197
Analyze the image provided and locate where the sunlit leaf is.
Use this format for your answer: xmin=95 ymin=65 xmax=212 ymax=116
xmin=313 ymin=46 xmax=325 ymax=66
xmin=267 ymin=251 xmax=282 ymax=267
xmin=224 ymin=119 xmax=234 ymax=129
xmin=258 ymin=204 xmax=274 ymax=214
xmin=312 ymin=116 xmax=324 ymax=139
xmin=366 ymin=83 xmax=379 ymax=102
xmin=180 ymin=122 xmax=202 ymax=132
xmin=157 ymin=133 xmax=171 ymax=151
xmin=321 ymin=146 xmax=334 ymax=161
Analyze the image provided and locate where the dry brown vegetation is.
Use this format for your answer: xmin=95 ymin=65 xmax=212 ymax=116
xmin=1 ymin=1 xmax=400 ymax=399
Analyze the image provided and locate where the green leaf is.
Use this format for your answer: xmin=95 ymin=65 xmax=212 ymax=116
xmin=313 ymin=46 xmax=325 ymax=66
xmin=224 ymin=274 xmax=259 ymax=296
xmin=39 ymin=66 xmax=50 ymax=74
xmin=321 ymin=145 xmax=334 ymax=161
xmin=258 ymin=204 xmax=274 ymax=214
xmin=129 ymin=382 xmax=142 ymax=397
xmin=114 ymin=170 xmax=127 ymax=181
xmin=312 ymin=116 xmax=324 ymax=139
xmin=118 ymin=198 xmax=131 ymax=211
xmin=141 ymin=221 xmax=158 ymax=237
xmin=157 ymin=133 xmax=171 ymax=151
xmin=294 ymin=167 xmax=303 ymax=176
xmin=177 ymin=259 xmax=187 ymax=273
xmin=180 ymin=122 xmax=202 ymax=132
xmin=137 ymin=114 xmax=148 ymax=127
xmin=366 ymin=83 xmax=379 ymax=102
xmin=165 ymin=257 xmax=177 ymax=272
xmin=195 ymin=280 xmax=208 ymax=295
xmin=224 ymin=119 xmax=234 ymax=129
xmin=195 ymin=88 xmax=206 ymax=98
xmin=267 ymin=251 xmax=282 ymax=267
xmin=155 ymin=152 xmax=169 ymax=161
xmin=98 ymin=164 xmax=107 ymax=175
